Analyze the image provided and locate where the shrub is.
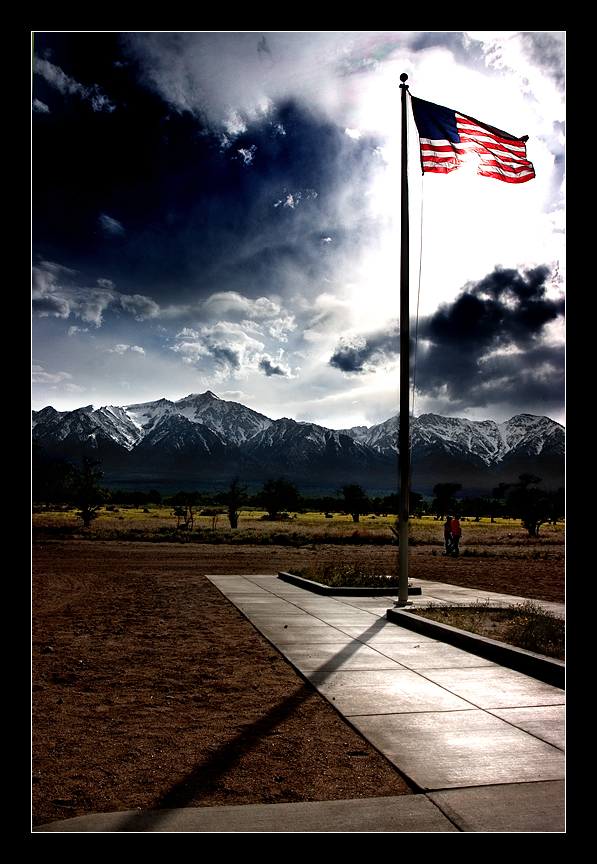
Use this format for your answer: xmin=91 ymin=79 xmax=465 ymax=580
xmin=505 ymin=600 xmax=565 ymax=659
xmin=290 ymin=564 xmax=401 ymax=589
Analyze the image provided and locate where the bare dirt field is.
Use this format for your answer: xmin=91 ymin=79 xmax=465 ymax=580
xmin=32 ymin=519 xmax=564 ymax=828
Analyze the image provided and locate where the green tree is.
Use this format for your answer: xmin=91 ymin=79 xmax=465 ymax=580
xmin=32 ymin=441 xmax=77 ymax=506
xmin=463 ymin=496 xmax=493 ymax=521
xmin=410 ymin=491 xmax=426 ymax=517
xmin=70 ymin=458 xmax=110 ymax=528
xmin=547 ymin=487 xmax=565 ymax=524
xmin=320 ymin=495 xmax=341 ymax=516
xmin=339 ymin=484 xmax=370 ymax=523
xmin=258 ymin=477 xmax=301 ymax=520
xmin=216 ymin=476 xmax=248 ymax=529
xmin=147 ymin=489 xmax=162 ymax=506
xmin=170 ymin=491 xmax=202 ymax=529
xmin=432 ymin=483 xmax=462 ymax=519
xmin=382 ymin=492 xmax=400 ymax=515
xmin=506 ymin=474 xmax=550 ymax=537
xmin=130 ymin=490 xmax=149 ymax=509
xmin=491 ymin=483 xmax=511 ymax=522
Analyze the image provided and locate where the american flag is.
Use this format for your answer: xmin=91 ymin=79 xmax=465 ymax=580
xmin=410 ymin=96 xmax=535 ymax=184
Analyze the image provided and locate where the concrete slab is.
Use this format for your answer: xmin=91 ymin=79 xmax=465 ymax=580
xmin=35 ymin=574 xmax=564 ymax=833
xmin=277 ymin=642 xmax=404 ymax=672
xmin=427 ymin=781 xmax=565 ymax=832
xmin=300 ymin=611 xmax=383 ymax=626
xmin=487 ymin=705 xmax=566 ymax=750
xmin=305 ymin=668 xmax=474 ymax=714
xmin=33 ymin=795 xmax=460 ymax=833
xmin=337 ymin=622 xmax=439 ymax=644
xmin=420 ymin=666 xmax=565 ymax=709
xmin=253 ymin=621 xmax=357 ymax=646
xmin=374 ymin=641 xmax=499 ymax=669
xmin=212 ymin=573 xmax=565 ymax=827
xmin=350 ymin=710 xmax=564 ymax=790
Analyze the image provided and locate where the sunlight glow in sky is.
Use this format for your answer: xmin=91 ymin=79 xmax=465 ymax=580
xmin=32 ymin=31 xmax=565 ymax=427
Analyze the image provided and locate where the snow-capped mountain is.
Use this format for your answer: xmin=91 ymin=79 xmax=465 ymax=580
xmin=240 ymin=418 xmax=392 ymax=485
xmin=122 ymin=391 xmax=272 ymax=446
xmin=341 ymin=412 xmax=565 ymax=491
xmin=32 ymin=392 xmax=565 ymax=494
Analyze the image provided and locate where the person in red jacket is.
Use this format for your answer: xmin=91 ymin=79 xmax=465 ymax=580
xmin=450 ymin=517 xmax=462 ymax=556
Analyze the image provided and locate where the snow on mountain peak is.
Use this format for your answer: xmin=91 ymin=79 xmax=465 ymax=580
xmin=32 ymin=391 xmax=564 ymax=493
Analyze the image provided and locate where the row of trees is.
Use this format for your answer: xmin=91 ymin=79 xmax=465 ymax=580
xmin=431 ymin=479 xmax=564 ymax=536
xmin=33 ymin=444 xmax=563 ymax=536
xmin=32 ymin=457 xmax=397 ymax=529
xmin=107 ymin=480 xmax=419 ymax=526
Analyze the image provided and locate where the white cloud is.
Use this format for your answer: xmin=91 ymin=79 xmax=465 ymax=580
xmin=237 ymin=145 xmax=257 ymax=165
xmin=33 ymin=56 xmax=88 ymax=98
xmin=273 ymin=189 xmax=317 ymax=209
xmin=265 ymin=315 xmax=296 ymax=342
xmin=32 ymin=55 xmax=116 ymax=112
xmin=32 ymin=364 xmax=73 ymax=385
xmin=121 ymin=32 xmax=410 ymax=140
xmin=32 ymin=98 xmax=50 ymax=114
xmin=119 ymin=294 xmax=161 ymax=320
xmin=301 ymin=292 xmax=356 ymax=342
xmin=108 ymin=344 xmax=146 ymax=355
xmin=32 ymin=262 xmax=161 ymax=327
xmin=172 ymin=321 xmax=267 ymax=378
xmin=98 ymin=213 xmax=125 ymax=236
xmin=202 ymin=291 xmax=281 ymax=320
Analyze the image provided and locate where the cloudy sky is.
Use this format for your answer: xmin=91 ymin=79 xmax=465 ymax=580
xmin=32 ymin=31 xmax=565 ymax=428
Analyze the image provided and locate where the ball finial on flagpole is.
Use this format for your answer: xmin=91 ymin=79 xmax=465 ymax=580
xmin=400 ymin=73 xmax=408 ymax=82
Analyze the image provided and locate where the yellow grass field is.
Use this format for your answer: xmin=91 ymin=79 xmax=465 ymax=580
xmin=33 ymin=506 xmax=565 ymax=548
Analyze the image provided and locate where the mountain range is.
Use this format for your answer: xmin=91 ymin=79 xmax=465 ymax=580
xmin=32 ymin=391 xmax=565 ymax=496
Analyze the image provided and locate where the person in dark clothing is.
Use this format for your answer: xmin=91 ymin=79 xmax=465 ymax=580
xmin=444 ymin=516 xmax=452 ymax=555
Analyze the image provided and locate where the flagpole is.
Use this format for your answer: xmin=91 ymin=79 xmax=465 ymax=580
xmin=398 ymin=72 xmax=410 ymax=605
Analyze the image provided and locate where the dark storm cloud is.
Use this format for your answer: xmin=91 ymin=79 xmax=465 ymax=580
xmin=118 ymin=293 xmax=161 ymax=320
xmin=32 ymin=37 xmax=383 ymax=304
xmin=415 ymin=265 xmax=564 ymax=411
xmin=210 ymin=344 xmax=242 ymax=371
xmin=259 ymin=356 xmax=291 ymax=377
xmin=329 ymin=325 xmax=399 ymax=374
xmin=329 ymin=265 xmax=564 ymax=414
xmin=421 ymin=265 xmax=562 ymax=350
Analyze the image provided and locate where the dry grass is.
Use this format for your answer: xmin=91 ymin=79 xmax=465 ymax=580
xmin=411 ymin=600 xmax=565 ymax=660
xmin=289 ymin=563 xmax=402 ymax=588
xmin=32 ymin=509 xmax=565 ymax=553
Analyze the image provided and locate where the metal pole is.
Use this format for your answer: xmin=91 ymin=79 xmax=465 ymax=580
xmin=398 ymin=73 xmax=410 ymax=605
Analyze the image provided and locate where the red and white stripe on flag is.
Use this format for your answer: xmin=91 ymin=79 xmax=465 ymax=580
xmin=419 ymin=113 xmax=535 ymax=184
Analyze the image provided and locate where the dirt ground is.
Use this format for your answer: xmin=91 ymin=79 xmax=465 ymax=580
xmin=32 ymin=540 xmax=564 ymax=827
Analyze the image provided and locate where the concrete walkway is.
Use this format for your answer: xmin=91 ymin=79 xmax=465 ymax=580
xmin=34 ymin=576 xmax=565 ymax=833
